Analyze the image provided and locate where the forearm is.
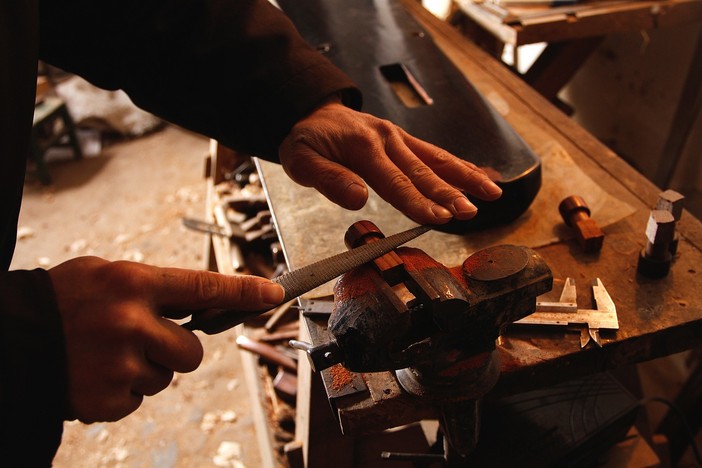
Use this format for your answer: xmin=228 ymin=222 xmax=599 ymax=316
xmin=0 ymin=269 xmax=68 ymax=465
xmin=38 ymin=0 xmax=361 ymax=160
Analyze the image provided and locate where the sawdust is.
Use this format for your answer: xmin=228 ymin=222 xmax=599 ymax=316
xmin=330 ymin=364 xmax=355 ymax=390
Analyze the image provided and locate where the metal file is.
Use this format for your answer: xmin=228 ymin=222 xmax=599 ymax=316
xmin=183 ymin=224 xmax=431 ymax=334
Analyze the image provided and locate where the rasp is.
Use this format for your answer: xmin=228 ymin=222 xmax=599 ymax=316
xmin=183 ymin=224 xmax=431 ymax=334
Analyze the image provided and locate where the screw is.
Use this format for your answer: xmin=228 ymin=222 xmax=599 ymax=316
xmin=637 ymin=210 xmax=675 ymax=278
xmin=558 ymin=196 xmax=604 ymax=253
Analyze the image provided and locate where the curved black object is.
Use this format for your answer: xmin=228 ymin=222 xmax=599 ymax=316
xmin=277 ymin=0 xmax=541 ymax=231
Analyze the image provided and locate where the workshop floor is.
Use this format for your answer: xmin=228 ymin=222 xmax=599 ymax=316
xmin=12 ymin=125 xmax=263 ymax=467
xmin=12 ymin=124 xmax=701 ymax=467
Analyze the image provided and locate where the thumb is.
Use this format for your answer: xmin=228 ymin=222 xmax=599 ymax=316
xmin=280 ymin=147 xmax=369 ymax=211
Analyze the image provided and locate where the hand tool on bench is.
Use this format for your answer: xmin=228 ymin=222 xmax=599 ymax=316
xmin=182 ymin=224 xmax=431 ymax=334
xmin=290 ymin=220 xmax=553 ymax=463
xmin=513 ymin=277 xmax=618 ymax=348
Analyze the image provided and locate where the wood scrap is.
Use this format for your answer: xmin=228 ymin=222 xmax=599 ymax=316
xmin=264 ymin=299 xmax=297 ymax=332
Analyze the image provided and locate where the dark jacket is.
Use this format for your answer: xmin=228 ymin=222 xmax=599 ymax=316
xmin=0 ymin=0 xmax=360 ymax=464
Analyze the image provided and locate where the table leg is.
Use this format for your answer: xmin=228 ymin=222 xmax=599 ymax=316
xmin=523 ymin=37 xmax=604 ymax=103
xmin=29 ymin=129 xmax=52 ymax=185
xmin=59 ymin=105 xmax=83 ymax=160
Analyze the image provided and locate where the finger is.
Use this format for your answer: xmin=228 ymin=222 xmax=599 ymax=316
xmin=71 ymin=348 xmax=146 ymax=423
xmin=143 ymin=317 xmax=204 ymax=373
xmin=404 ymin=134 xmax=502 ymax=201
xmin=349 ymin=140 xmax=455 ymax=224
xmin=132 ymin=360 xmax=174 ymax=396
xmin=148 ymin=269 xmax=285 ymax=312
xmin=382 ymin=134 xmax=481 ymax=221
xmin=280 ymin=146 xmax=369 ymax=211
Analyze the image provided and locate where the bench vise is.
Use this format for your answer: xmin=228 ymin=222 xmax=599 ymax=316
xmin=292 ymin=220 xmax=552 ymax=461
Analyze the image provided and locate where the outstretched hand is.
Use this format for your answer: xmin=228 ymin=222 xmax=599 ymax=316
xmin=49 ymin=257 xmax=284 ymax=423
xmin=279 ymin=100 xmax=502 ymax=225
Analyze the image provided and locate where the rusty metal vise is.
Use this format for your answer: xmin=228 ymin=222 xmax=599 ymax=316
xmin=292 ymin=220 xmax=552 ymax=462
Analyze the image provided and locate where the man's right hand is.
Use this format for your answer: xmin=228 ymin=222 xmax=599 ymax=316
xmin=48 ymin=257 xmax=284 ymax=423
xmin=279 ymin=100 xmax=503 ymax=225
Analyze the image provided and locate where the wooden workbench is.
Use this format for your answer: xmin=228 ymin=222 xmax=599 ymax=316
xmin=248 ymin=0 xmax=702 ymax=465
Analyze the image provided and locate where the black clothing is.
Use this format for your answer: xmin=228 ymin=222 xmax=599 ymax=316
xmin=0 ymin=0 xmax=360 ymax=464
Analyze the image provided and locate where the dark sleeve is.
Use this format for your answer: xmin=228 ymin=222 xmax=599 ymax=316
xmin=0 ymin=269 xmax=68 ymax=466
xmin=37 ymin=0 xmax=362 ymax=161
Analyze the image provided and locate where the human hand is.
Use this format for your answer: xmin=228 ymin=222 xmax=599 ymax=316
xmin=279 ymin=100 xmax=502 ymax=225
xmin=49 ymin=257 xmax=284 ymax=423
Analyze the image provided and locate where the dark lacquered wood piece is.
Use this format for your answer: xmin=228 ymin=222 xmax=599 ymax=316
xmin=277 ymin=0 xmax=541 ymax=231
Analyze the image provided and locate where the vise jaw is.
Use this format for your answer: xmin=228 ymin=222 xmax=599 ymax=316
xmin=328 ymin=244 xmax=552 ymax=375
xmin=295 ymin=221 xmax=553 ymax=379
xmin=291 ymin=221 xmax=553 ymax=460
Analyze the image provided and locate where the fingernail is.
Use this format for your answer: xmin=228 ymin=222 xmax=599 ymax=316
xmin=345 ymin=183 xmax=368 ymax=209
xmin=481 ymin=179 xmax=502 ymax=197
xmin=453 ymin=197 xmax=478 ymax=218
xmin=431 ymin=204 xmax=453 ymax=220
xmin=261 ymin=283 xmax=285 ymax=306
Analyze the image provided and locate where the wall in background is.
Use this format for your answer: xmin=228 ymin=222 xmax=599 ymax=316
xmin=561 ymin=23 xmax=702 ymax=217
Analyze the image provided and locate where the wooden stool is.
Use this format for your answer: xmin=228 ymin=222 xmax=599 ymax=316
xmin=31 ymin=97 xmax=83 ymax=184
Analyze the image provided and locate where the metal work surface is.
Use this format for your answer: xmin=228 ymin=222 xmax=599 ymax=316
xmin=256 ymin=142 xmax=634 ymax=299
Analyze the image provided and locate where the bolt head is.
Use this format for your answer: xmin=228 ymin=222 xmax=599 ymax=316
xmin=645 ymin=210 xmax=675 ymax=244
xmin=656 ymin=189 xmax=685 ymax=221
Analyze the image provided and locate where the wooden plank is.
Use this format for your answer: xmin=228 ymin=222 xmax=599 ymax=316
xmin=237 ymin=325 xmax=280 ymax=468
xmin=455 ymin=0 xmax=702 ymax=46
xmin=455 ymin=0 xmax=518 ymax=44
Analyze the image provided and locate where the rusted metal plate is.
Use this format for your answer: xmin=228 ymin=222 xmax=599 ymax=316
xmin=320 ymin=364 xmax=368 ymax=400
